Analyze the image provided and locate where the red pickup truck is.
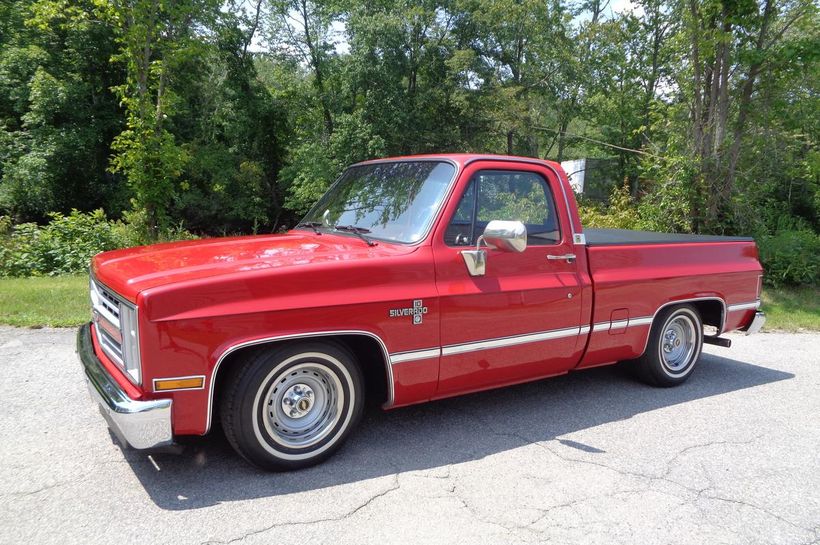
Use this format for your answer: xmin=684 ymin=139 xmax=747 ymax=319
xmin=78 ymin=154 xmax=765 ymax=470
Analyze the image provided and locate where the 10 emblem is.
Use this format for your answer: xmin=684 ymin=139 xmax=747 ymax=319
xmin=388 ymin=299 xmax=428 ymax=325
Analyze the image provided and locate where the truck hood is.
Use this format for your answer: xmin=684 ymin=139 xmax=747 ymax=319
xmin=92 ymin=231 xmax=417 ymax=301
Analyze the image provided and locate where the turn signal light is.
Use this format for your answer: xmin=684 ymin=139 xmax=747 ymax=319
xmin=153 ymin=376 xmax=205 ymax=392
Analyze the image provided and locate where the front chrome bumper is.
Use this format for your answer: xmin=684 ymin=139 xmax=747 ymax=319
xmin=743 ymin=311 xmax=766 ymax=335
xmin=77 ymin=324 xmax=173 ymax=449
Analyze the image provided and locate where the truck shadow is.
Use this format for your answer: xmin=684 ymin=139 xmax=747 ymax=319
xmin=123 ymin=352 xmax=793 ymax=510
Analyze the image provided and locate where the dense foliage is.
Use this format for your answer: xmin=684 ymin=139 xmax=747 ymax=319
xmin=757 ymin=229 xmax=820 ymax=287
xmin=0 ymin=210 xmax=130 ymax=276
xmin=0 ymin=209 xmax=196 ymax=276
xmin=0 ymin=0 xmax=817 ymax=284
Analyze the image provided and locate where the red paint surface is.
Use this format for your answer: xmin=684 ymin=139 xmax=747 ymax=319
xmin=431 ymin=160 xmax=586 ymax=395
xmin=86 ymin=154 xmax=763 ymax=437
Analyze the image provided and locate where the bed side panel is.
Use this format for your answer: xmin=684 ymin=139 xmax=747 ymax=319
xmin=577 ymin=241 xmax=762 ymax=369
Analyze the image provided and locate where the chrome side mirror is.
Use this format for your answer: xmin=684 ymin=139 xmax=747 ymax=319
xmin=482 ymin=220 xmax=527 ymax=253
xmin=460 ymin=220 xmax=527 ymax=277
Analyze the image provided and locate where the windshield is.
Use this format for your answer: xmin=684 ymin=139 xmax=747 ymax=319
xmin=299 ymin=160 xmax=456 ymax=244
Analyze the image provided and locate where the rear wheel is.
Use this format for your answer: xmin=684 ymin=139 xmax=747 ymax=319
xmin=220 ymin=341 xmax=364 ymax=471
xmin=634 ymin=304 xmax=703 ymax=387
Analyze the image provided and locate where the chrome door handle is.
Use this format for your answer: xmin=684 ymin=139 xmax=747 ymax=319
xmin=547 ymin=253 xmax=576 ymax=263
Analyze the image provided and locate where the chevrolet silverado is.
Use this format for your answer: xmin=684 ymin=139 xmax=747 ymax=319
xmin=78 ymin=154 xmax=765 ymax=470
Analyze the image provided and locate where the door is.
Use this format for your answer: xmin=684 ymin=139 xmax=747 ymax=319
xmin=432 ymin=163 xmax=586 ymax=396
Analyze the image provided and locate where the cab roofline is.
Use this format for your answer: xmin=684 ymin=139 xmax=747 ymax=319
xmin=351 ymin=153 xmax=563 ymax=171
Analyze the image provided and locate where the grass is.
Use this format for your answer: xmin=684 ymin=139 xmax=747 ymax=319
xmin=0 ymin=275 xmax=89 ymax=328
xmin=0 ymin=275 xmax=817 ymax=331
xmin=761 ymin=285 xmax=820 ymax=332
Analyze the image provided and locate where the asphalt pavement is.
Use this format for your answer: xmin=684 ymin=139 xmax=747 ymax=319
xmin=0 ymin=326 xmax=818 ymax=545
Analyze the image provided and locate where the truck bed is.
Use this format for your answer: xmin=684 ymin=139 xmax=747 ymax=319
xmin=577 ymin=229 xmax=762 ymax=369
xmin=585 ymin=228 xmax=753 ymax=246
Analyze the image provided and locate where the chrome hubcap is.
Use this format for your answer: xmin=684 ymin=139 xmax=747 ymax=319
xmin=281 ymin=384 xmax=315 ymax=418
xmin=661 ymin=316 xmax=696 ymax=371
xmin=261 ymin=362 xmax=343 ymax=449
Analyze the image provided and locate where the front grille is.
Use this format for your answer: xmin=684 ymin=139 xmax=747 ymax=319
xmin=90 ymin=277 xmax=140 ymax=382
xmin=98 ymin=287 xmax=121 ymax=322
xmin=98 ymin=325 xmax=124 ymax=364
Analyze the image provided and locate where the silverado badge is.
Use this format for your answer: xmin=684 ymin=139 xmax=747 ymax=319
xmin=389 ymin=299 xmax=428 ymax=325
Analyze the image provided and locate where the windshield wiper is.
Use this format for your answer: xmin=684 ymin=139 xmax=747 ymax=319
xmin=334 ymin=224 xmax=377 ymax=246
xmin=295 ymin=221 xmax=323 ymax=235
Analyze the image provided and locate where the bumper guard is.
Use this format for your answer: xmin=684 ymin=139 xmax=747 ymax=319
xmin=77 ymin=324 xmax=173 ymax=449
xmin=743 ymin=311 xmax=766 ymax=335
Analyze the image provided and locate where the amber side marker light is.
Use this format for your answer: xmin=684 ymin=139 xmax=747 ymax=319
xmin=153 ymin=376 xmax=205 ymax=392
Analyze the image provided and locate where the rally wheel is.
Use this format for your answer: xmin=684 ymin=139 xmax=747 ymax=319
xmin=634 ymin=305 xmax=703 ymax=387
xmin=220 ymin=341 xmax=364 ymax=470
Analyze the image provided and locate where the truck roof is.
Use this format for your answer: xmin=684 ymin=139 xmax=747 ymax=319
xmin=352 ymin=153 xmax=565 ymax=171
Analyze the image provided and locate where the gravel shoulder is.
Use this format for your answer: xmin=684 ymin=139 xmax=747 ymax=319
xmin=0 ymin=327 xmax=818 ymax=545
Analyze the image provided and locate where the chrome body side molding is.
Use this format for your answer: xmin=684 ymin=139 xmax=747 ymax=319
xmin=727 ymin=301 xmax=761 ymax=312
xmin=440 ymin=326 xmax=583 ymax=357
xmin=609 ymin=319 xmax=629 ymax=330
xmin=389 ymin=348 xmax=442 ymax=364
xmin=590 ymin=316 xmax=653 ymax=333
xmin=391 ymin=325 xmax=590 ymax=365
xmin=627 ymin=317 xmax=654 ymax=327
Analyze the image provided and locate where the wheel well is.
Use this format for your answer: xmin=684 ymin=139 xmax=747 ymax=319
xmin=637 ymin=298 xmax=725 ymax=359
xmin=689 ymin=300 xmax=724 ymax=331
xmin=210 ymin=334 xmax=390 ymax=433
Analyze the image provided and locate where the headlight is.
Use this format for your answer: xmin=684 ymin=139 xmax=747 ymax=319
xmin=119 ymin=303 xmax=142 ymax=384
xmin=90 ymin=277 xmax=142 ymax=385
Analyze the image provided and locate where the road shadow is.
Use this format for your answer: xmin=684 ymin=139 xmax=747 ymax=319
xmin=121 ymin=352 xmax=793 ymax=510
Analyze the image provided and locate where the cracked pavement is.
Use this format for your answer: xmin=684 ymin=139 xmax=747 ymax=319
xmin=0 ymin=327 xmax=818 ymax=545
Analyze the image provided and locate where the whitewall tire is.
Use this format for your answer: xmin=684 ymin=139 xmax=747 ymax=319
xmin=220 ymin=341 xmax=364 ymax=470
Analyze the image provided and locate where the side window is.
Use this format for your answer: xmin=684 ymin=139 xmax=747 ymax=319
xmin=445 ymin=170 xmax=560 ymax=246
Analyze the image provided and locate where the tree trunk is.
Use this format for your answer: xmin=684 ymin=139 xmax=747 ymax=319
xmin=726 ymin=0 xmax=775 ymax=187
xmin=154 ymin=66 xmax=166 ymax=135
xmin=299 ymin=0 xmax=333 ymax=136
xmin=242 ymin=0 xmax=264 ymax=60
xmin=556 ymin=119 xmax=569 ymax=163
xmin=689 ymin=0 xmax=703 ymax=161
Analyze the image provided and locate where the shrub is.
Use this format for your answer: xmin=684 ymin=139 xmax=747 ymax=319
xmin=577 ymin=185 xmax=645 ymax=230
xmin=116 ymin=208 xmax=197 ymax=247
xmin=0 ymin=209 xmax=129 ymax=276
xmin=758 ymin=229 xmax=820 ymax=287
xmin=0 ymin=208 xmax=200 ymax=277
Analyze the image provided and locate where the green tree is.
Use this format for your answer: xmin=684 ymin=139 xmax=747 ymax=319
xmin=679 ymin=0 xmax=816 ymax=232
xmin=0 ymin=0 xmax=815 ymax=262
xmin=0 ymin=0 xmax=124 ymax=221
xmin=169 ymin=4 xmax=288 ymax=233
xmin=99 ymin=0 xmax=219 ymax=238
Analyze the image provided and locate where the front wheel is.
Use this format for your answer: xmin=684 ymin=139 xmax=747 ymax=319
xmin=220 ymin=341 xmax=364 ymax=471
xmin=633 ymin=304 xmax=703 ymax=387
